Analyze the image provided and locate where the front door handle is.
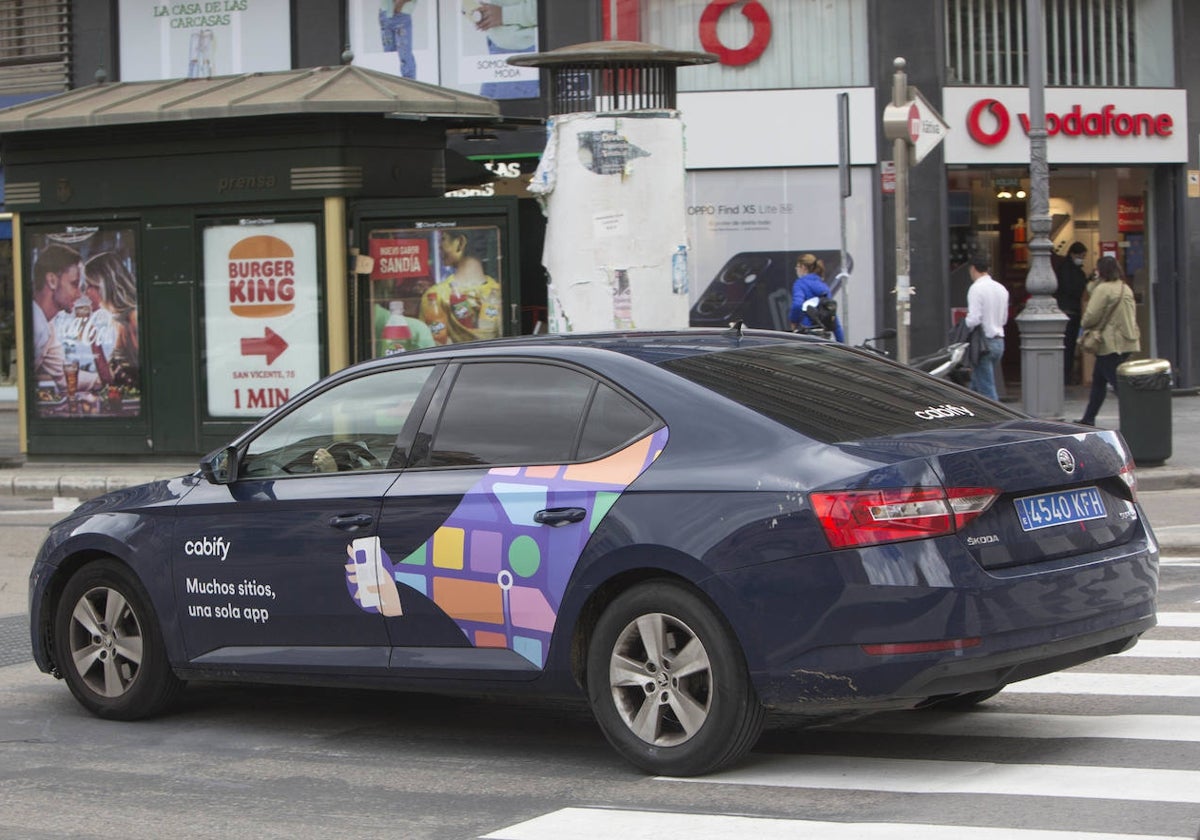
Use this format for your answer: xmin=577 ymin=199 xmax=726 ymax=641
xmin=329 ymin=513 xmax=374 ymax=530
xmin=533 ymin=507 xmax=587 ymax=527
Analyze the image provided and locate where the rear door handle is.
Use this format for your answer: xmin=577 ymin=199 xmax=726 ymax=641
xmin=328 ymin=513 xmax=374 ymax=530
xmin=533 ymin=507 xmax=587 ymax=527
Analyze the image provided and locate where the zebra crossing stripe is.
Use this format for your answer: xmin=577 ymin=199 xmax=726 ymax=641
xmin=1117 ymin=639 xmax=1200 ymax=658
xmin=840 ymin=712 xmax=1200 ymax=742
xmin=667 ymin=754 xmax=1200 ymax=804
xmin=1156 ymin=612 xmax=1200 ymax=627
xmin=1003 ymin=672 xmax=1200 ymax=697
xmin=481 ymin=807 xmax=1184 ymax=840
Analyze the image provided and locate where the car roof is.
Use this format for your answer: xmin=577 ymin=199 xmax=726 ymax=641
xmin=349 ymin=328 xmax=826 ymax=372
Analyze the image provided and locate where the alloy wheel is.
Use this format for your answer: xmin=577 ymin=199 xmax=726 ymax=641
xmin=608 ymin=612 xmax=713 ymax=747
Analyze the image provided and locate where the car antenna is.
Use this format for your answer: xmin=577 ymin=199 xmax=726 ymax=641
xmin=723 ymin=320 xmax=744 ymax=342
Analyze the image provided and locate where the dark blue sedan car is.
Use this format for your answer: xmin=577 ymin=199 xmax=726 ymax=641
xmin=28 ymin=330 xmax=1158 ymax=776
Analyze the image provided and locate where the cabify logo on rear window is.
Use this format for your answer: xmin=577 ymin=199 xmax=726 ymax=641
xmin=914 ymin=404 xmax=977 ymax=420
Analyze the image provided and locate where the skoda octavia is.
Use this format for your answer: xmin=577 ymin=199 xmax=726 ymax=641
xmin=28 ymin=330 xmax=1158 ymax=776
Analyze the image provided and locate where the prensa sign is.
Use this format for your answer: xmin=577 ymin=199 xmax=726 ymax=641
xmin=943 ymin=87 xmax=1187 ymax=165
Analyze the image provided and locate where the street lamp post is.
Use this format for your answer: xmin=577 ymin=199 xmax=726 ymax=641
xmin=1015 ymin=0 xmax=1067 ymax=418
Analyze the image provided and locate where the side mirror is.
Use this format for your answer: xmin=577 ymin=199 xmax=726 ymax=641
xmin=199 ymin=446 xmax=239 ymax=485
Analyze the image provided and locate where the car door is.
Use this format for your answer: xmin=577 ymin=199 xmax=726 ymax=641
xmin=371 ymin=359 xmax=663 ymax=674
xmin=173 ymin=364 xmax=440 ymax=669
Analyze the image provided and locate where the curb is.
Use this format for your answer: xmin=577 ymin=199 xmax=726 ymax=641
xmin=1134 ymin=467 xmax=1200 ymax=492
xmin=0 ymin=466 xmax=197 ymax=499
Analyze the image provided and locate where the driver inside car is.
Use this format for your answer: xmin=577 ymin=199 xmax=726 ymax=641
xmin=312 ymin=447 xmax=338 ymax=472
xmin=311 ymin=442 xmax=378 ymax=473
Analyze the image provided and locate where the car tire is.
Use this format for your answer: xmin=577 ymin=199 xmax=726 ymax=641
xmin=53 ymin=559 xmax=184 ymax=720
xmin=586 ymin=580 xmax=764 ymax=776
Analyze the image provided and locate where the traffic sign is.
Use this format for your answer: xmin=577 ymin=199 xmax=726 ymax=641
xmin=908 ymin=86 xmax=950 ymax=164
xmin=882 ymin=86 xmax=950 ymax=165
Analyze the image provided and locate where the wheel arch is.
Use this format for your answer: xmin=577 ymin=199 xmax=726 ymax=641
xmin=36 ymin=537 xmax=180 ymax=677
xmin=560 ymin=546 xmax=753 ymax=693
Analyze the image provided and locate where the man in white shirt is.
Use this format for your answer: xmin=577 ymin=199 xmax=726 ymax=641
xmin=964 ymin=255 xmax=1010 ymax=400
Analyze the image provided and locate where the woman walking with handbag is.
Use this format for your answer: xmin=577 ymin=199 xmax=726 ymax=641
xmin=1076 ymin=256 xmax=1140 ymax=426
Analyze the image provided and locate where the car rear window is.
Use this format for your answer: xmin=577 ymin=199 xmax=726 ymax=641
xmin=660 ymin=343 xmax=1020 ymax=442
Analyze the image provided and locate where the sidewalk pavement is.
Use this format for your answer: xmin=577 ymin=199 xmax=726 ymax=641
xmin=1 ymin=387 xmax=1198 ymax=546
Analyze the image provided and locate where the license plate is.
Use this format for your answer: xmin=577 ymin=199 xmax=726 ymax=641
xmin=1014 ymin=487 xmax=1106 ymax=531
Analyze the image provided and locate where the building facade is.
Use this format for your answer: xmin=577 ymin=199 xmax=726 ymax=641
xmin=1 ymin=0 xmax=1197 ymax=456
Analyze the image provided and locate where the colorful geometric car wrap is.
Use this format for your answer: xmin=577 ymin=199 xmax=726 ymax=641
xmin=345 ymin=427 xmax=669 ymax=667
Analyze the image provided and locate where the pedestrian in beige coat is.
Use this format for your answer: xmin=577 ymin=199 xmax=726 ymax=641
xmin=1077 ymin=255 xmax=1140 ymax=425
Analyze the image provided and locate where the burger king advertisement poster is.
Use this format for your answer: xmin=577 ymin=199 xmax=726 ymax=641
xmin=203 ymin=222 xmax=321 ymax=418
xmin=28 ymin=226 xmax=143 ymax=420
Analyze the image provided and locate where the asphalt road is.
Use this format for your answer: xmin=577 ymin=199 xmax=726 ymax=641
xmin=1 ymin=496 xmax=1198 ymax=839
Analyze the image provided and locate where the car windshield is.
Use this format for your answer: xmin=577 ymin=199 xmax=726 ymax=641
xmin=660 ymin=343 xmax=1019 ymax=443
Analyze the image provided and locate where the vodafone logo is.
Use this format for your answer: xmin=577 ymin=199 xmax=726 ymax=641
xmin=699 ymin=0 xmax=771 ymax=67
xmin=967 ymin=98 xmax=1011 ymax=145
xmin=966 ymin=98 xmax=1174 ymax=146
xmin=228 ymin=235 xmax=297 ymax=318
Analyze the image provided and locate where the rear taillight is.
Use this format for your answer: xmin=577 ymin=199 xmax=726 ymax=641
xmin=1119 ymin=460 xmax=1138 ymax=501
xmin=810 ymin=486 xmax=1000 ymax=549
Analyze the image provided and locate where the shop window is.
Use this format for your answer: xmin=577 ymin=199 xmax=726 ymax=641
xmin=603 ymin=0 xmax=868 ymax=91
xmin=945 ymin=0 xmax=1174 ymax=88
xmin=0 ymin=0 xmax=69 ymax=94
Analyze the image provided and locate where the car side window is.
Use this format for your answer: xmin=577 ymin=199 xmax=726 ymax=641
xmin=241 ymin=365 xmax=435 ymax=478
xmin=577 ymin=383 xmax=657 ymax=460
xmin=428 ymin=362 xmax=595 ymax=467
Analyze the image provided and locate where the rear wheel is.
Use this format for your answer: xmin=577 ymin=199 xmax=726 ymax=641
xmin=53 ymin=559 xmax=184 ymax=720
xmin=586 ymin=581 xmax=764 ymax=776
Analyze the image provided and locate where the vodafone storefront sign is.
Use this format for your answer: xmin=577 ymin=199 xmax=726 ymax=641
xmin=944 ymin=88 xmax=1187 ymax=164
xmin=967 ymin=99 xmax=1173 ymax=145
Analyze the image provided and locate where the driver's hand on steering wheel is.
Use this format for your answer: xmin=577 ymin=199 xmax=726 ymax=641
xmin=313 ymin=447 xmax=338 ymax=473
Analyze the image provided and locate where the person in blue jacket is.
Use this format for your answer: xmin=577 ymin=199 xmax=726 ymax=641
xmin=788 ymin=253 xmax=844 ymax=341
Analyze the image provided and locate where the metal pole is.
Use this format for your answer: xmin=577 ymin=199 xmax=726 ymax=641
xmin=1016 ymin=0 xmax=1067 ymax=417
xmin=892 ymin=58 xmax=911 ymax=364
xmin=837 ymin=91 xmax=851 ymax=334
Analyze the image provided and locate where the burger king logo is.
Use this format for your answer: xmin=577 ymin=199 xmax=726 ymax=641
xmin=228 ymin=235 xmax=297 ymax=318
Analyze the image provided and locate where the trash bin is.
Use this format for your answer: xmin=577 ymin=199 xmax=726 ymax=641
xmin=1116 ymin=358 xmax=1172 ymax=465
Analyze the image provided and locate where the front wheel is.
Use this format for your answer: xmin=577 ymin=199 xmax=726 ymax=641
xmin=586 ymin=581 xmax=764 ymax=776
xmin=53 ymin=559 xmax=184 ymax=720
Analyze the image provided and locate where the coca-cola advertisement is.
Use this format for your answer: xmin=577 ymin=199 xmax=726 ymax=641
xmin=367 ymin=225 xmax=503 ymax=357
xmin=27 ymin=226 xmax=143 ymax=420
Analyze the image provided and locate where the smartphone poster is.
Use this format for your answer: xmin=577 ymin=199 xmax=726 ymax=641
xmin=684 ymin=168 xmax=876 ymax=342
xmin=27 ymin=226 xmax=144 ymax=420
